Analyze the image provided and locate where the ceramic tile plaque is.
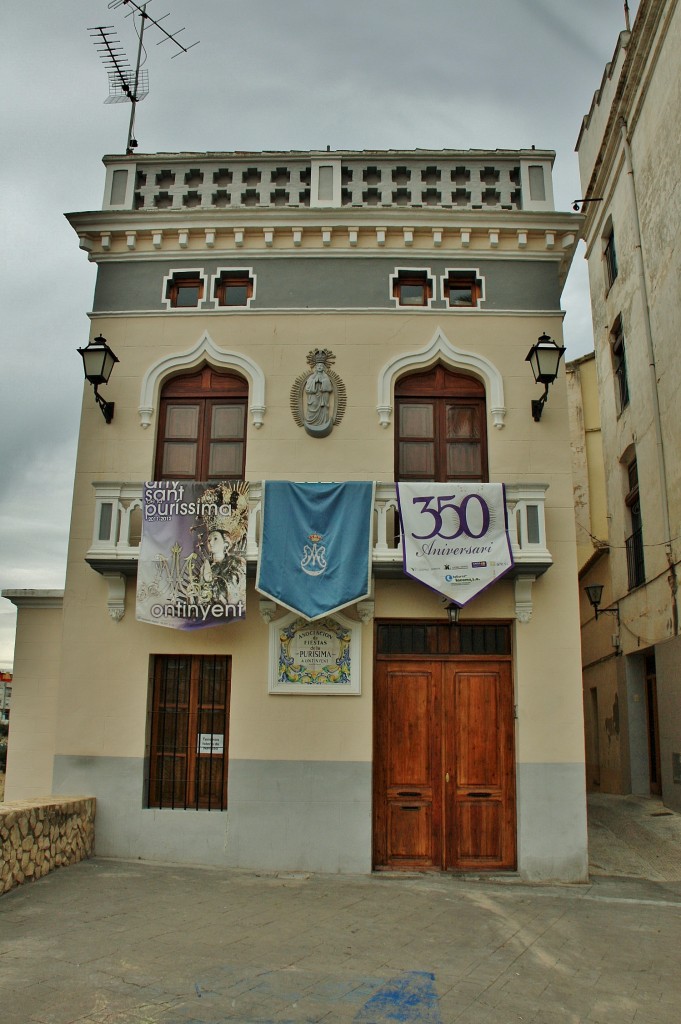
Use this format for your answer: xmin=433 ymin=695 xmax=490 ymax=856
xmin=268 ymin=611 xmax=361 ymax=695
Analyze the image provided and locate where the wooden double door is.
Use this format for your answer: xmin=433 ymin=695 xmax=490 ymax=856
xmin=373 ymin=657 xmax=516 ymax=871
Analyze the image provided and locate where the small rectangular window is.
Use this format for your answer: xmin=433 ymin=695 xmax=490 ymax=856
xmin=213 ymin=270 xmax=254 ymax=308
xmin=604 ymin=229 xmax=618 ymax=289
xmin=147 ymin=654 xmax=231 ymax=810
xmin=624 ymin=458 xmax=644 ymax=589
xmin=611 ymin=320 xmax=629 ymax=412
xmin=392 ymin=269 xmax=433 ymax=307
xmin=165 ymin=271 xmax=205 ymax=309
xmin=443 ymin=270 xmax=483 ymax=308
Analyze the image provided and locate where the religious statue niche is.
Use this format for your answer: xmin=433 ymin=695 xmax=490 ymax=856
xmin=290 ymin=348 xmax=347 ymax=438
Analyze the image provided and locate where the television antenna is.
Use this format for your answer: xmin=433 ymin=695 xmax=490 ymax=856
xmin=89 ymin=0 xmax=199 ymax=154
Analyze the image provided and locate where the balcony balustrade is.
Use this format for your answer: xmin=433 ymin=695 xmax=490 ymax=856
xmin=86 ymin=481 xmax=551 ymax=621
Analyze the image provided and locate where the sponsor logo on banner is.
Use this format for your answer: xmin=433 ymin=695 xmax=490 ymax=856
xmin=136 ymin=480 xmax=248 ymax=629
xmin=397 ymin=483 xmax=513 ymax=606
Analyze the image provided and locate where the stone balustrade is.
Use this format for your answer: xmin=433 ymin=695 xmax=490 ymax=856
xmin=0 ymin=797 xmax=95 ymax=896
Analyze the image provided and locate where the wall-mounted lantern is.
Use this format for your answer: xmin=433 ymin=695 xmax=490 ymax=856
xmin=446 ymin=603 xmax=460 ymax=625
xmin=584 ymin=583 xmax=620 ymax=625
xmin=525 ymin=332 xmax=566 ymax=421
xmin=77 ymin=335 xmax=118 ymax=423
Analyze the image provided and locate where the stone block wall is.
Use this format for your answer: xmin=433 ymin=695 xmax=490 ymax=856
xmin=1 ymin=797 xmax=95 ymax=895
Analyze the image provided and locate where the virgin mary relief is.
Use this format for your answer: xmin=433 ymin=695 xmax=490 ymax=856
xmin=290 ymin=349 xmax=347 ymax=438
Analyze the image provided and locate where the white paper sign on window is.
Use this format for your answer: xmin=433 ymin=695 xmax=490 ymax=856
xmin=197 ymin=733 xmax=224 ymax=755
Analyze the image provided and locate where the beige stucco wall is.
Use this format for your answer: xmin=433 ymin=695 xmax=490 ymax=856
xmin=4 ymin=601 xmax=63 ymax=802
xmin=32 ymin=305 xmax=584 ymax=782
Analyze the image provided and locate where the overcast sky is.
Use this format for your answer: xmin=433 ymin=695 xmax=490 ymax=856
xmin=0 ymin=0 xmax=636 ymax=668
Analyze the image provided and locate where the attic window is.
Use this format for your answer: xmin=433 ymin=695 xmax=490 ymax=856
xmin=443 ymin=270 xmax=484 ymax=308
xmin=213 ymin=269 xmax=254 ymax=308
xmin=392 ymin=269 xmax=433 ymax=307
xmin=165 ymin=271 xmax=205 ymax=309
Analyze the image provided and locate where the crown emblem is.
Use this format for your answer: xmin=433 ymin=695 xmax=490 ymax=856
xmin=308 ymin=532 xmax=322 ymax=543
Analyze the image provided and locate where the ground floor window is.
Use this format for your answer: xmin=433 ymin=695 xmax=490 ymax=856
xmin=147 ymin=655 xmax=231 ymax=810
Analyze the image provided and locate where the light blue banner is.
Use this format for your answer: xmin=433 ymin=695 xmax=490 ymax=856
xmin=256 ymin=482 xmax=375 ymax=620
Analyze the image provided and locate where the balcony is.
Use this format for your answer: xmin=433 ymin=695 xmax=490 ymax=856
xmin=87 ymin=482 xmax=551 ymax=621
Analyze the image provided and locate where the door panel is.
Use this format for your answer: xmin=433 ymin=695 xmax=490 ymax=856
xmin=374 ymin=656 xmax=515 ymax=871
xmin=444 ymin=664 xmax=515 ymax=869
xmin=374 ymin=664 xmax=441 ymax=868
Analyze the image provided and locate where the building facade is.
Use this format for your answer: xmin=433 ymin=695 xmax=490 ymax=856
xmin=567 ymin=353 xmax=629 ymax=794
xmin=4 ymin=147 xmax=588 ymax=879
xmin=575 ymin=0 xmax=681 ymax=809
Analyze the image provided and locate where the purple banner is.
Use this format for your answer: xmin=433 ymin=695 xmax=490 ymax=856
xmin=136 ymin=480 xmax=248 ymax=629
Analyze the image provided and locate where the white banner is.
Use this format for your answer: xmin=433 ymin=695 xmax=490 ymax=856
xmin=397 ymin=483 xmax=514 ymax=606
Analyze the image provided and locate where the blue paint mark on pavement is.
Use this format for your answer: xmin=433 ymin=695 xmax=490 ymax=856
xmin=353 ymin=970 xmax=442 ymax=1022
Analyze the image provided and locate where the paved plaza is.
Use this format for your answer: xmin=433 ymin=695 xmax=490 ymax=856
xmin=1 ymin=794 xmax=681 ymax=1024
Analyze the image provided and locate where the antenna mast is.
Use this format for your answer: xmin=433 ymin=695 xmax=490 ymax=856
xmin=89 ymin=0 xmax=199 ymax=154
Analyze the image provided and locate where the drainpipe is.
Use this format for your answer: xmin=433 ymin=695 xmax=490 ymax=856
xmin=619 ymin=117 xmax=678 ymax=635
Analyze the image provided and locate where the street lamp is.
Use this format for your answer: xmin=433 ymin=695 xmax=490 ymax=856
xmin=77 ymin=335 xmax=118 ymax=423
xmin=584 ymin=583 xmax=620 ymax=625
xmin=525 ymin=332 xmax=566 ymax=421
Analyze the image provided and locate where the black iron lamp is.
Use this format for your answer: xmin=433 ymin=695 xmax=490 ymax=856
xmin=446 ymin=603 xmax=460 ymax=625
xmin=526 ymin=332 xmax=566 ymax=421
xmin=584 ymin=584 xmax=620 ymax=625
xmin=77 ymin=334 xmax=118 ymax=423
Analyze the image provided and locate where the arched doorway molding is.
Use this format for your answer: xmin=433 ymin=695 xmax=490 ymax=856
xmin=138 ymin=331 xmax=266 ymax=429
xmin=376 ymin=326 xmax=506 ymax=430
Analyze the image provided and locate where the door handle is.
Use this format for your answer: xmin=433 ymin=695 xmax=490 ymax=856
xmin=445 ymin=772 xmax=450 ymax=783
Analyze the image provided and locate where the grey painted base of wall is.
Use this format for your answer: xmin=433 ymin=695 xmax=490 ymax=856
xmin=52 ymin=756 xmax=372 ymax=873
xmin=53 ymin=756 xmax=588 ymax=880
xmin=516 ymin=762 xmax=589 ymax=882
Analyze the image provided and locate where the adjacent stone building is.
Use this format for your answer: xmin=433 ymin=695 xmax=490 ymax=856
xmin=575 ymin=0 xmax=681 ymax=808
